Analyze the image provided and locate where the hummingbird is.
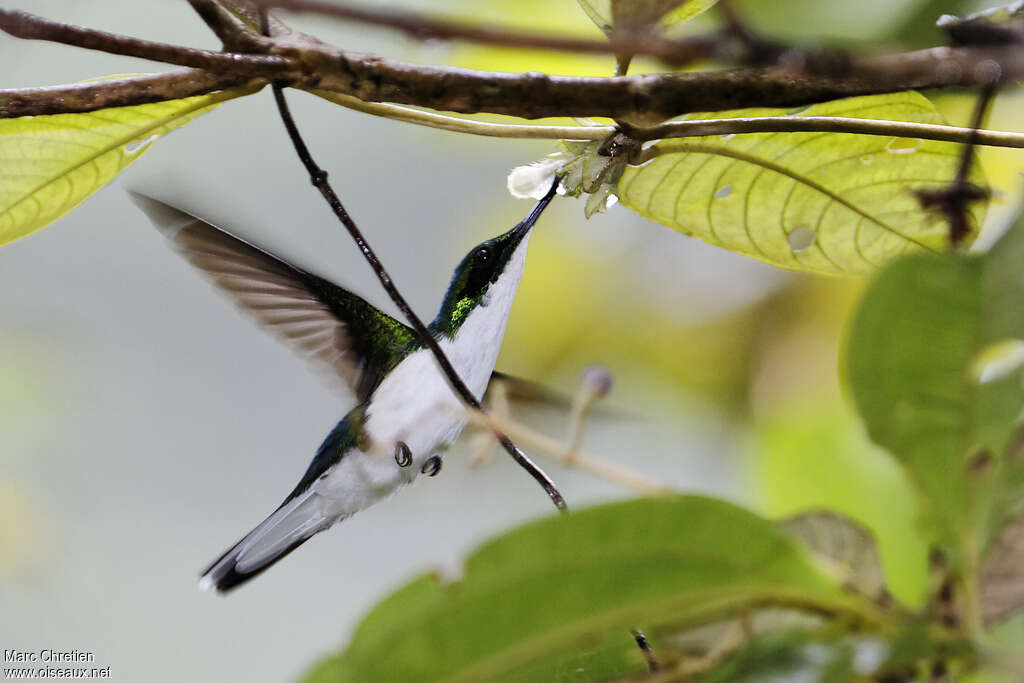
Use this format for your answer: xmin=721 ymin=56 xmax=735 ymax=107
xmin=129 ymin=182 xmax=558 ymax=593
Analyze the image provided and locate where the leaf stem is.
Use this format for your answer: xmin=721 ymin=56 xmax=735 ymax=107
xmin=308 ymin=90 xmax=610 ymax=139
xmin=636 ymin=115 xmax=1024 ymax=147
xmin=309 ymin=90 xmax=1024 ymax=149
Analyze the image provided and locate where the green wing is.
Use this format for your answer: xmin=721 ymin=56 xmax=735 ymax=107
xmin=130 ymin=193 xmax=418 ymax=401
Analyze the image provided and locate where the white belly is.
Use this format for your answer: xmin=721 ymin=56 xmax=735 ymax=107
xmin=310 ymin=238 xmax=528 ymax=517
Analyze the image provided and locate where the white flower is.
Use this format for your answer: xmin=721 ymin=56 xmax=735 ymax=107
xmin=507 ymin=153 xmax=570 ymax=199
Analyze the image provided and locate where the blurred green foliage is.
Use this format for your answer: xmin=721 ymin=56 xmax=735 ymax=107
xmin=304 ymin=497 xmax=885 ymax=683
xmin=752 ymin=399 xmax=931 ymax=608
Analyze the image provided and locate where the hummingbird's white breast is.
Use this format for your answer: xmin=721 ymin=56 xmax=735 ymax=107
xmin=311 ymin=235 xmax=533 ymax=516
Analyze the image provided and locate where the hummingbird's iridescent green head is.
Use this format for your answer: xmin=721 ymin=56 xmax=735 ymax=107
xmin=432 ymin=183 xmax=557 ymax=337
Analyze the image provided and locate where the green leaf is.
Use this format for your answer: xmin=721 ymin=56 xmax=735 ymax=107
xmin=658 ymin=0 xmax=720 ymax=27
xmin=846 ymin=207 xmax=1024 ymax=552
xmin=618 ymin=92 xmax=987 ymax=276
xmin=781 ymin=511 xmax=889 ymax=603
xmin=304 ymin=496 xmax=889 ymax=683
xmin=577 ymin=0 xmax=718 ymax=33
xmin=0 ymin=83 xmax=258 ymax=246
xmin=981 ymin=511 xmax=1024 ymax=626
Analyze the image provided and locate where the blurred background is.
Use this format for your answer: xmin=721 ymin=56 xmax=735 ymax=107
xmin=1 ymin=1 xmax=1021 ymax=681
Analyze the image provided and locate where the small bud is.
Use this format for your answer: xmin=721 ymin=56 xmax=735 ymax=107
xmin=581 ymin=364 xmax=614 ymax=398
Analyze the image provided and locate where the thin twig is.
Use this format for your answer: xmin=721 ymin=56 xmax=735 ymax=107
xmin=310 ymin=90 xmax=1024 ymax=148
xmin=259 ymin=14 xmax=568 ymax=513
xmin=307 ymin=90 xmax=610 ymax=139
xmin=0 ymin=71 xmax=262 ymax=118
xmin=463 ymin=408 xmax=675 ymax=498
xmin=564 ymin=365 xmax=614 ymax=460
xmin=632 ymin=629 xmax=661 ymax=673
xmin=633 ymin=115 xmax=1024 ymax=146
xmin=952 ymin=83 xmax=997 ymax=242
xmin=916 ymin=83 xmax=996 ymax=246
xmin=460 ymin=367 xmax=671 ymax=497
xmin=262 ymin=0 xmax=718 ymax=66
xmin=0 ymin=9 xmax=289 ymax=74
xmin=470 ymin=379 xmax=510 ymax=467
xmin=187 ymin=0 xmax=289 ymax=51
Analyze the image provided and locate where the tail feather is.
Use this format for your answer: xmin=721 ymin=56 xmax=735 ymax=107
xmin=199 ymin=490 xmax=337 ymax=593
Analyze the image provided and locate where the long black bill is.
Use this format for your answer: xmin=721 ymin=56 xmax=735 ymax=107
xmin=510 ymin=177 xmax=560 ymax=240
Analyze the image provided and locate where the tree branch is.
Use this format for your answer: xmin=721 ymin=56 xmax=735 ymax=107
xmin=0 ymin=70 xmax=262 ymax=118
xmin=3 ymin=6 xmax=1024 ymax=124
xmin=188 ymin=0 xmax=291 ymax=49
xmin=0 ymin=8 xmax=289 ymax=74
xmin=302 ymin=44 xmax=1022 ymax=122
xmin=9 ymin=70 xmax=1024 ymax=155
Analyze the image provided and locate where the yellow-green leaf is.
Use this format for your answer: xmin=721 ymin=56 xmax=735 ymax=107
xmin=618 ymin=92 xmax=987 ymax=276
xmin=578 ymin=0 xmax=718 ymax=32
xmin=658 ymin=0 xmax=718 ymax=25
xmin=0 ymin=83 xmax=258 ymax=246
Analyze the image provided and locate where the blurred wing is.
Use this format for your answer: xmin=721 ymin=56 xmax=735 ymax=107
xmin=130 ymin=192 xmax=417 ymax=400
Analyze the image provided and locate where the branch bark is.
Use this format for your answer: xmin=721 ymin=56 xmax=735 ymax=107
xmin=301 ymin=44 xmax=1023 ymax=122
xmin=0 ymin=70 xmax=261 ymax=118
xmin=0 ymin=9 xmax=289 ymax=74
xmin=2 ymin=5 xmax=1024 ymax=124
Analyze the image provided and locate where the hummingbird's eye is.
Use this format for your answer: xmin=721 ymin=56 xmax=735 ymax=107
xmin=475 ymin=246 xmax=492 ymax=263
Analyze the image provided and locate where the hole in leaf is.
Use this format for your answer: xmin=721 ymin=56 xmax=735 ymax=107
xmin=124 ymin=134 xmax=160 ymax=155
xmin=787 ymin=226 xmax=817 ymax=252
xmin=970 ymin=339 xmax=1024 ymax=383
xmin=714 ymin=185 xmax=732 ymax=199
xmin=886 ymin=137 xmax=921 ymax=154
